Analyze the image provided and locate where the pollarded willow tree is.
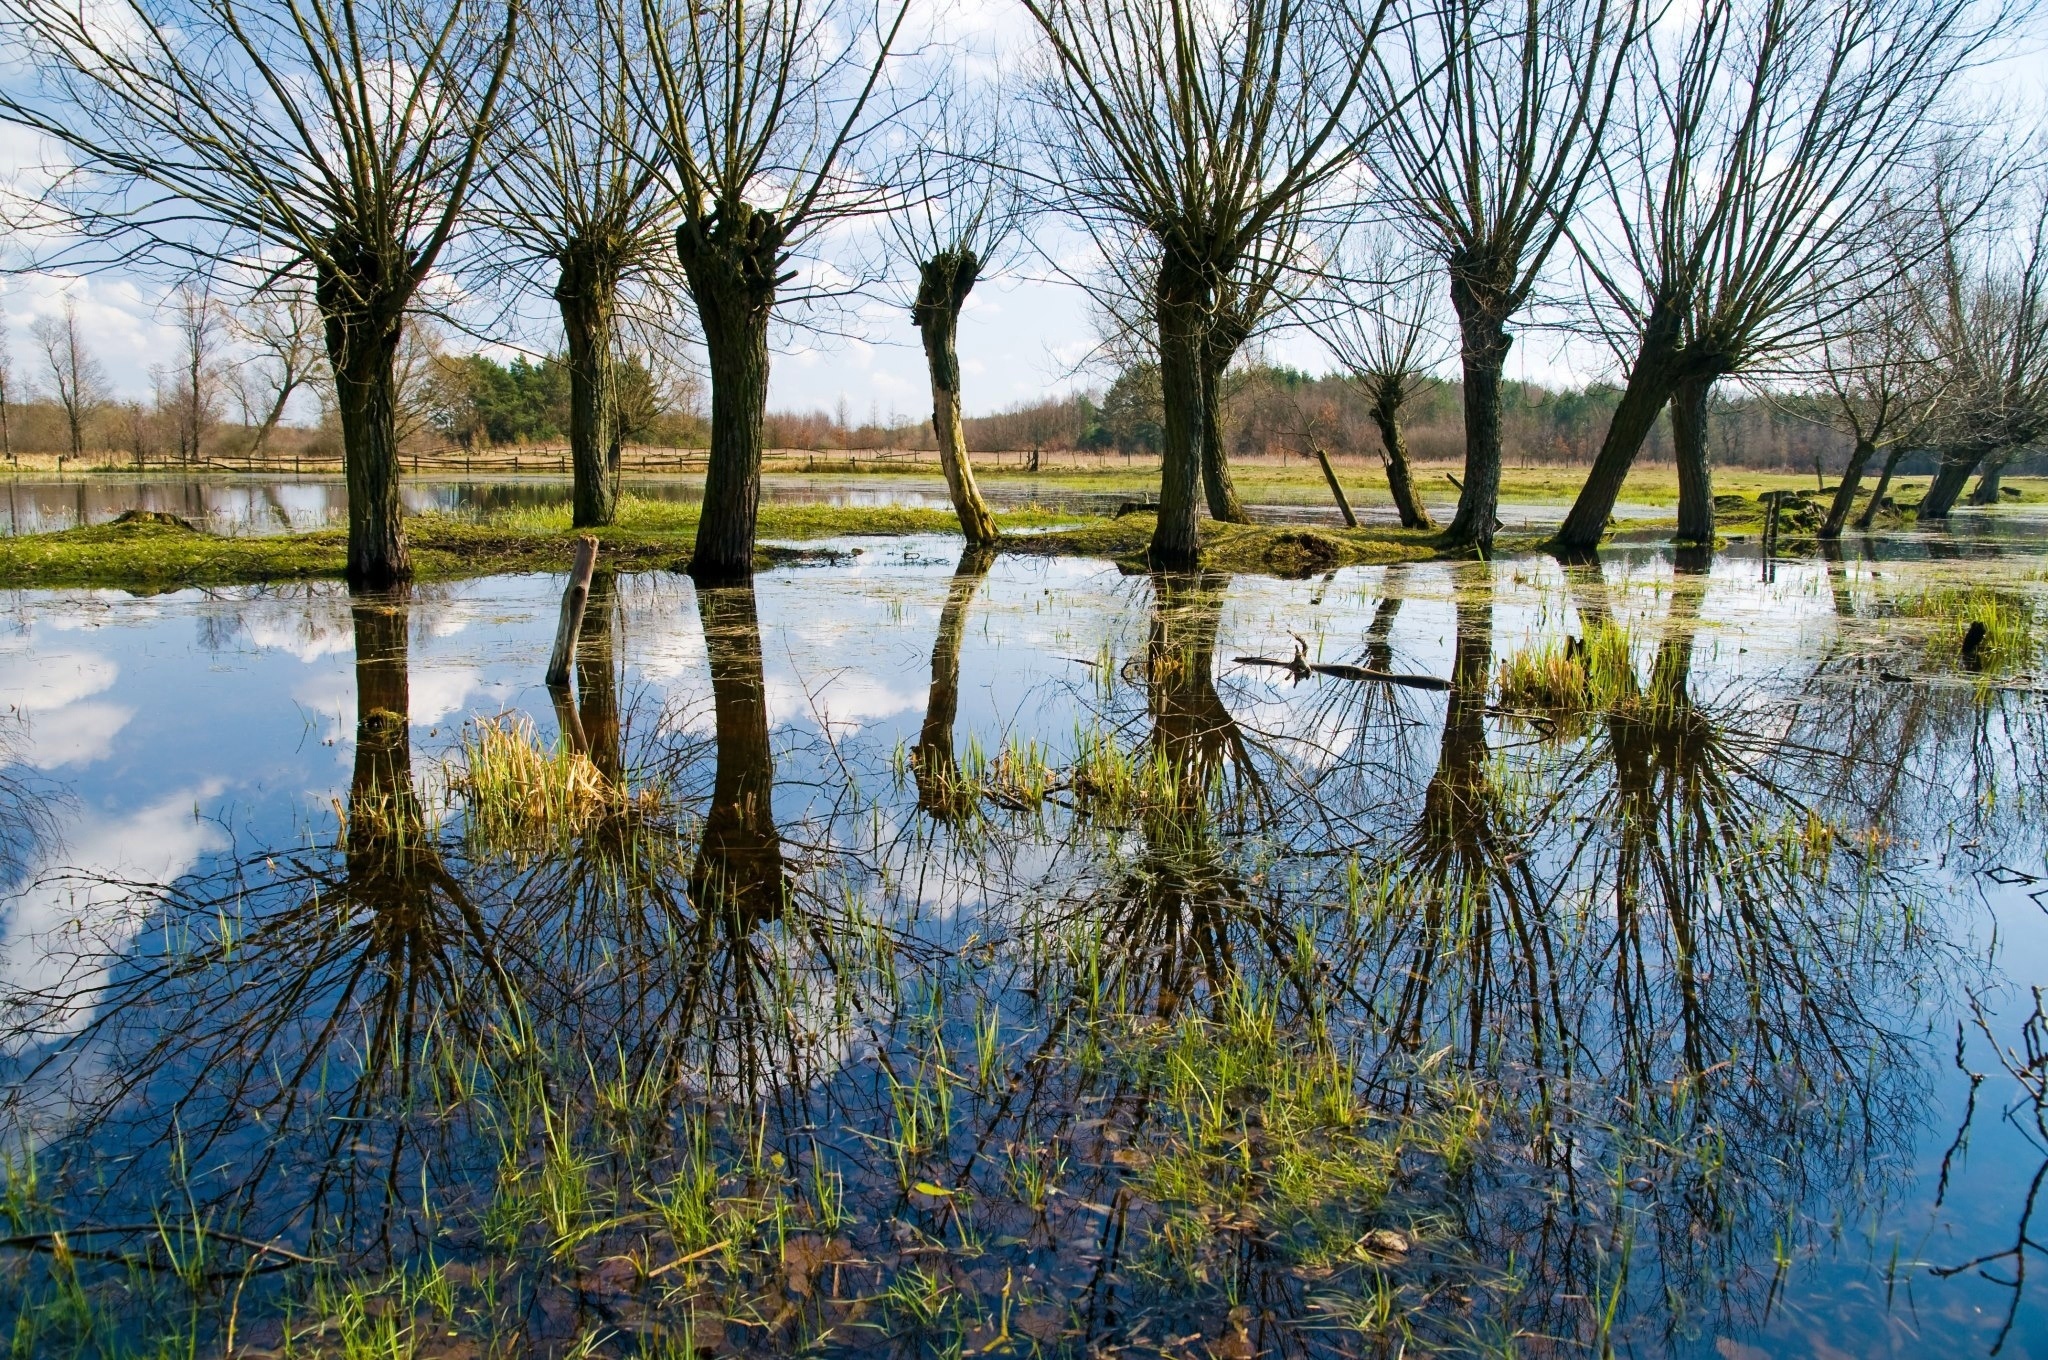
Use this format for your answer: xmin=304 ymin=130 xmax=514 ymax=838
xmin=0 ymin=0 xmax=520 ymax=586
xmin=480 ymin=0 xmax=682 ymax=528
xmin=1021 ymin=0 xmax=1392 ymax=569
xmin=1553 ymin=0 xmax=2004 ymax=552
xmin=1805 ymin=236 xmax=1945 ymax=538
xmin=886 ymin=87 xmax=1018 ymax=547
xmin=1911 ymin=176 xmax=2048 ymax=520
xmin=639 ymin=0 xmax=913 ymax=583
xmin=1082 ymin=214 xmax=1309 ymax=526
xmin=1371 ymin=0 xmax=1644 ymax=550
xmin=1317 ymin=232 xmax=1448 ymax=530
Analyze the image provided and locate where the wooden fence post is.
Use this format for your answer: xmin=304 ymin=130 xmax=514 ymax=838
xmin=545 ymin=535 xmax=599 ymax=687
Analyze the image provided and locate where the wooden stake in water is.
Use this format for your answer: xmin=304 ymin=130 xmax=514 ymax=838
xmin=1313 ymin=445 xmax=1359 ymax=528
xmin=546 ymin=535 xmax=599 ymax=688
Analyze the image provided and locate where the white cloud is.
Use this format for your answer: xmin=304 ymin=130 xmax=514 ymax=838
xmin=0 ymin=647 xmax=133 ymax=768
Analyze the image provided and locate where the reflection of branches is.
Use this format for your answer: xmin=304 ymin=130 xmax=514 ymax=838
xmin=0 ymin=589 xmax=521 ymax=1255
xmin=1938 ymin=988 xmax=2048 ymax=1353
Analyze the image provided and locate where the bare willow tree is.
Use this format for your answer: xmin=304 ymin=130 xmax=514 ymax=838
xmin=887 ymin=84 xmax=1018 ymax=546
xmin=1553 ymin=0 xmax=2005 ymax=551
xmin=1079 ymin=215 xmax=1308 ymax=525
xmin=166 ymin=283 xmax=220 ymax=466
xmin=1912 ymin=177 xmax=2048 ymax=520
xmin=480 ymin=0 xmax=680 ymax=527
xmin=1021 ymin=0 xmax=1391 ymax=568
xmin=1804 ymin=247 xmax=1945 ymax=538
xmin=32 ymin=302 xmax=103 ymax=463
xmin=1317 ymin=232 xmax=1448 ymax=529
xmin=0 ymin=0 xmax=520 ymax=585
xmin=227 ymin=287 xmax=327 ymax=461
xmin=640 ymin=0 xmax=913 ymax=583
xmin=1372 ymin=0 xmax=1643 ymax=548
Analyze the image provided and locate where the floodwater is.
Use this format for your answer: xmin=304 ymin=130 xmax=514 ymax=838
xmin=0 ymin=470 xmax=1669 ymax=535
xmin=2 ymin=531 xmax=2046 ymax=1357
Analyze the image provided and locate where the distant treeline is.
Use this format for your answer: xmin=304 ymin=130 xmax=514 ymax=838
xmin=3 ymin=346 xmax=2029 ymax=477
xmin=761 ymin=363 xmax=1987 ymax=475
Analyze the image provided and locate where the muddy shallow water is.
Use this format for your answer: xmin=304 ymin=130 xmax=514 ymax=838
xmin=2 ymin=534 xmax=2046 ymax=1357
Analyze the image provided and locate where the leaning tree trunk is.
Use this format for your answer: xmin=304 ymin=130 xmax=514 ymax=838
xmin=1554 ymin=300 xmax=1686 ymax=554
xmin=319 ymin=280 xmax=412 ymax=589
xmin=1968 ymin=448 xmax=2014 ymax=505
xmin=1916 ymin=444 xmax=1986 ymax=520
xmin=557 ymin=244 xmax=624 ymax=529
xmin=1856 ymin=443 xmax=1910 ymax=530
xmin=1444 ymin=268 xmax=1514 ymax=549
xmin=1371 ymin=378 xmax=1434 ymax=530
xmin=676 ymin=208 xmax=785 ymax=584
xmin=1669 ymin=372 xmax=1718 ymax=545
xmin=1197 ymin=325 xmax=1252 ymax=524
xmin=1151 ymin=260 xmax=1211 ymax=570
xmin=1820 ymin=436 xmax=1878 ymax=540
xmin=914 ymin=251 xmax=999 ymax=546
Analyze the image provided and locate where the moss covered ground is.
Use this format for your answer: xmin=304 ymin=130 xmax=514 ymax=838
xmin=0 ymin=498 xmax=1474 ymax=590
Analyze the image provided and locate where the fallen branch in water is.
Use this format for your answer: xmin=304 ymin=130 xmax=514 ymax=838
xmin=1233 ymin=644 xmax=1451 ymax=691
xmin=0 ymin=1224 xmax=328 ymax=1275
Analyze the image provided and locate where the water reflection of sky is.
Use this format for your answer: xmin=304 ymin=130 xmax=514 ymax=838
xmin=1 ymin=537 xmax=2045 ymax=1356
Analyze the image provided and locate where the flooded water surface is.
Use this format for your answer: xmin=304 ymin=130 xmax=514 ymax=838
xmin=2 ymin=537 xmax=2046 ymax=1357
xmin=0 ymin=470 xmax=1676 ymax=535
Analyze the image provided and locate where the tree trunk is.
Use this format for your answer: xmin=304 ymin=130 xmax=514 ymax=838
xmin=1917 ymin=445 xmax=1986 ymax=520
xmin=348 ymin=587 xmax=414 ymax=818
xmin=1669 ymin=372 xmax=1717 ymax=544
xmin=1371 ymin=379 xmax=1434 ymax=530
xmin=676 ymin=208 xmax=785 ymax=585
xmin=1554 ymin=301 xmax=1685 ymax=553
xmin=914 ymin=252 xmax=999 ymax=546
xmin=1856 ymin=443 xmax=1909 ymax=530
xmin=693 ymin=580 xmax=786 ymax=922
xmin=1151 ymin=261 xmax=1209 ymax=570
xmin=1445 ymin=272 xmax=1512 ymax=548
xmin=1197 ymin=329 xmax=1251 ymax=524
xmin=1968 ymin=448 xmax=2013 ymax=505
xmin=558 ymin=245 xmax=623 ymax=528
xmin=320 ymin=285 xmax=412 ymax=589
xmin=1820 ymin=436 xmax=1877 ymax=540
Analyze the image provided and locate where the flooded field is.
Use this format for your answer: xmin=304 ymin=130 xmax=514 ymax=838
xmin=0 ymin=472 xmax=1667 ymax=537
xmin=2 ymin=533 xmax=2045 ymax=1357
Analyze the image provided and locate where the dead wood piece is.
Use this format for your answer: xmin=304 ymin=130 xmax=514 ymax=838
xmin=545 ymin=535 xmax=599 ymax=687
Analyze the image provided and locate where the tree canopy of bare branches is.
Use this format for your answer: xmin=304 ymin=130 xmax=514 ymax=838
xmin=1317 ymin=233 xmax=1449 ymax=529
xmin=0 ymin=0 xmax=521 ymax=584
xmin=1021 ymin=0 xmax=1391 ymax=568
xmin=640 ymin=0 xmax=914 ymax=583
xmin=1372 ymin=0 xmax=1644 ymax=548
xmin=481 ymin=0 xmax=681 ymax=528
xmin=1553 ymin=0 xmax=2008 ymax=551
xmin=31 ymin=302 xmax=104 ymax=463
xmin=1912 ymin=174 xmax=2048 ymax=519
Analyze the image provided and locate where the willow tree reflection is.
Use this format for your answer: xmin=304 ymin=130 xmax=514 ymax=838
xmin=1352 ymin=565 xmax=1940 ymax=1345
xmin=0 ymin=589 xmax=519 ymax=1252
xmin=912 ymin=546 xmax=994 ymax=822
xmin=1060 ymin=572 xmax=1292 ymax=1019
